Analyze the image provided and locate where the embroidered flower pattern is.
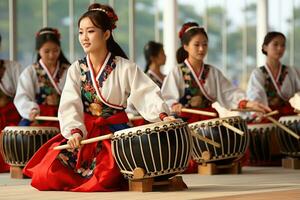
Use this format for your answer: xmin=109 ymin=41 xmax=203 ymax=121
xmin=179 ymin=63 xmax=212 ymax=108
xmin=34 ymin=63 xmax=67 ymax=105
xmin=79 ymin=56 xmax=118 ymax=118
xmin=260 ymin=65 xmax=287 ymax=107
xmin=98 ymin=57 xmax=117 ymax=87
xmin=57 ymin=141 xmax=102 ymax=178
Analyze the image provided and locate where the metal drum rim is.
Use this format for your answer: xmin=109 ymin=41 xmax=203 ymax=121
xmin=114 ymin=119 xmax=185 ymax=137
xmin=3 ymin=126 xmax=60 ymax=132
xmin=189 ymin=116 xmax=242 ymax=128
xmin=279 ymin=115 xmax=300 ymax=122
xmin=247 ymin=123 xmax=276 ymax=130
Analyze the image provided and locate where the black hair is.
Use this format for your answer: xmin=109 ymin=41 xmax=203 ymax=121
xmin=261 ymin=31 xmax=286 ymax=55
xmin=144 ymin=41 xmax=163 ymax=73
xmin=78 ymin=3 xmax=128 ymax=59
xmin=176 ymin=22 xmax=208 ymax=63
xmin=35 ymin=27 xmax=70 ymax=65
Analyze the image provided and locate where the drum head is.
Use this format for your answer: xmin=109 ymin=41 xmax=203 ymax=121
xmin=3 ymin=126 xmax=59 ymax=135
xmin=114 ymin=119 xmax=184 ymax=137
xmin=247 ymin=123 xmax=276 ymax=130
xmin=189 ymin=116 xmax=242 ymax=128
xmin=279 ymin=115 xmax=300 ymax=123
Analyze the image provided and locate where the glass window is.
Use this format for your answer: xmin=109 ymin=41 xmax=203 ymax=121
xmin=268 ymin=0 xmax=293 ymax=65
xmin=295 ymin=0 xmax=300 ymax=68
xmin=0 ymin=0 xmax=9 ymax=59
xmin=16 ymin=0 xmax=42 ymax=67
xmin=113 ymin=0 xmax=129 ymax=58
xmin=48 ymin=0 xmax=70 ymax=62
xmin=135 ymin=0 xmax=156 ymax=69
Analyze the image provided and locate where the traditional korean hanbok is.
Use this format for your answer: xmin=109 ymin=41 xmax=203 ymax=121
xmin=126 ymin=70 xmax=165 ymax=126
xmin=161 ymin=59 xmax=247 ymax=172
xmin=146 ymin=69 xmax=165 ymax=89
xmin=247 ymin=64 xmax=300 ymax=118
xmin=161 ymin=59 xmax=246 ymax=123
xmin=14 ymin=59 xmax=69 ymax=127
xmin=0 ymin=59 xmax=22 ymax=172
xmin=23 ymin=53 xmax=170 ymax=192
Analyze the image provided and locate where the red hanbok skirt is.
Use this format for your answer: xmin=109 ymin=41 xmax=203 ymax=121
xmin=23 ymin=111 xmax=129 ymax=192
xmin=0 ymin=101 xmax=21 ymax=172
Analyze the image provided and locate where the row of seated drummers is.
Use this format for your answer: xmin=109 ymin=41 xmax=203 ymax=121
xmin=0 ymin=4 xmax=299 ymax=191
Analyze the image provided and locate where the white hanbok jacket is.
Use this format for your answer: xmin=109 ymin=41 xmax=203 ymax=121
xmin=58 ymin=53 xmax=170 ymax=139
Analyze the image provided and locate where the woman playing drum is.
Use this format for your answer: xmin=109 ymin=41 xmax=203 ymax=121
xmin=23 ymin=3 xmax=173 ymax=192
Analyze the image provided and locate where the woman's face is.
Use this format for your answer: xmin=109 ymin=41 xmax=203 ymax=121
xmin=38 ymin=41 xmax=60 ymax=66
xmin=78 ymin=17 xmax=109 ymax=54
xmin=152 ymin=48 xmax=166 ymax=67
xmin=184 ymin=33 xmax=208 ymax=62
xmin=263 ymin=35 xmax=286 ymax=60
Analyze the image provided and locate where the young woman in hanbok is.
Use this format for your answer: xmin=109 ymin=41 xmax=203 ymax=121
xmin=14 ymin=27 xmax=70 ymax=127
xmin=0 ymin=34 xmax=22 ymax=172
xmin=126 ymin=41 xmax=167 ymax=126
xmin=23 ymin=3 xmax=172 ymax=192
xmin=144 ymin=41 xmax=166 ymax=88
xmin=247 ymin=31 xmax=300 ymax=119
xmin=161 ymin=22 xmax=271 ymax=172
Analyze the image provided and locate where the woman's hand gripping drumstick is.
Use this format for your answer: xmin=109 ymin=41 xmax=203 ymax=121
xmin=53 ymin=133 xmax=114 ymax=150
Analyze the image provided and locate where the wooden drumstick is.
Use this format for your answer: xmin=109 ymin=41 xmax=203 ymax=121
xmin=53 ymin=133 xmax=114 ymax=150
xmin=35 ymin=116 xmax=59 ymax=121
xmin=263 ymin=110 xmax=279 ymax=117
xmin=266 ymin=116 xmax=300 ymax=140
xmin=221 ymin=122 xmax=244 ymax=136
xmin=128 ymin=115 xmax=144 ymax=121
xmin=294 ymin=109 xmax=300 ymax=114
xmin=181 ymin=108 xmax=217 ymax=117
xmin=190 ymin=130 xmax=221 ymax=148
xmin=230 ymin=108 xmax=262 ymax=112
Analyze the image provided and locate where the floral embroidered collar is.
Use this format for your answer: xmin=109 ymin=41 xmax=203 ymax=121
xmin=184 ymin=59 xmax=213 ymax=101
xmin=85 ymin=52 xmax=123 ymax=110
xmin=38 ymin=59 xmax=62 ymax=95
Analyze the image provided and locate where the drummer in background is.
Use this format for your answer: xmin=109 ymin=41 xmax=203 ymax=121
xmin=0 ymin=33 xmax=22 ymax=172
xmin=247 ymin=31 xmax=300 ymax=119
xmin=161 ymin=22 xmax=271 ymax=173
xmin=23 ymin=3 xmax=172 ymax=192
xmin=161 ymin=22 xmax=270 ymax=123
xmin=126 ymin=41 xmax=166 ymax=126
xmin=144 ymin=41 xmax=166 ymax=88
xmin=14 ymin=27 xmax=70 ymax=127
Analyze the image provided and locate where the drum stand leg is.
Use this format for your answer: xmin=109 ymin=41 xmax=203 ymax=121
xmin=129 ymin=176 xmax=187 ymax=192
xmin=198 ymin=161 xmax=242 ymax=175
xmin=282 ymin=157 xmax=300 ymax=169
xmin=10 ymin=166 xmax=26 ymax=179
